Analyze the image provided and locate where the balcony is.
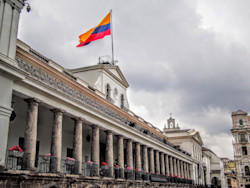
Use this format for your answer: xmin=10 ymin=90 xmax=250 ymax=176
xmin=106 ymin=96 xmax=114 ymax=104
xmin=240 ymin=139 xmax=248 ymax=143
xmin=5 ymin=151 xmax=194 ymax=185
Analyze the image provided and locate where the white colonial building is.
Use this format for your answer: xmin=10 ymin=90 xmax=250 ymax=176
xmin=0 ymin=0 xmax=199 ymax=187
xmin=202 ymin=147 xmax=227 ymax=188
xmin=163 ymin=117 xmax=205 ymax=185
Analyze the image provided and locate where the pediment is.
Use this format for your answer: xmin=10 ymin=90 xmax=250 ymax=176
xmin=104 ymin=65 xmax=129 ymax=88
xmin=192 ymin=131 xmax=203 ymax=145
xmin=68 ymin=64 xmax=129 ymax=88
xmin=232 ymin=110 xmax=248 ymax=116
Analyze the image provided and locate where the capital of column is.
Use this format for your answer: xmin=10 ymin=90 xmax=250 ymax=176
xmin=105 ymin=130 xmax=114 ymax=134
xmin=125 ymin=138 xmax=134 ymax=142
xmin=90 ymin=123 xmax=100 ymax=129
xmin=4 ymin=0 xmax=24 ymax=12
xmin=71 ymin=116 xmax=84 ymax=122
xmin=50 ymin=108 xmax=65 ymax=114
xmin=116 ymin=134 xmax=124 ymax=139
xmin=135 ymin=142 xmax=141 ymax=146
xmin=24 ymin=98 xmax=41 ymax=106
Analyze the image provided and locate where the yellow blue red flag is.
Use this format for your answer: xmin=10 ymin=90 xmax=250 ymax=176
xmin=77 ymin=12 xmax=111 ymax=47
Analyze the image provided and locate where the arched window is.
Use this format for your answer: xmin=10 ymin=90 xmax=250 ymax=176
xmin=106 ymin=84 xmax=111 ymax=99
xmin=212 ymin=177 xmax=219 ymax=186
xmin=242 ymin=146 xmax=248 ymax=155
xmin=120 ymin=94 xmax=124 ymax=108
xmin=245 ymin=166 xmax=250 ymax=175
xmin=239 ymin=119 xmax=243 ymax=125
xmin=240 ymin=134 xmax=246 ymax=142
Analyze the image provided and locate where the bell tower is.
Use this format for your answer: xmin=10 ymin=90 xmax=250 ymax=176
xmin=163 ymin=114 xmax=180 ymax=132
xmin=231 ymin=110 xmax=250 ymax=187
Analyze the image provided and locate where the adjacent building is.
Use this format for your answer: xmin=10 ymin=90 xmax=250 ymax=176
xmin=231 ymin=110 xmax=250 ymax=188
xmin=163 ymin=117 xmax=205 ymax=185
xmin=202 ymin=148 xmax=227 ymax=188
xmin=222 ymin=158 xmax=238 ymax=188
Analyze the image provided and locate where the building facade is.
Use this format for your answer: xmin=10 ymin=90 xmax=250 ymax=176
xmin=0 ymin=0 xmax=199 ymax=187
xmin=202 ymin=148 xmax=227 ymax=188
xmin=163 ymin=117 xmax=205 ymax=186
xmin=231 ymin=110 xmax=250 ymax=188
xmin=222 ymin=158 xmax=238 ymax=188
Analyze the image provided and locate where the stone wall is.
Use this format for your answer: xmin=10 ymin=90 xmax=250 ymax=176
xmin=0 ymin=171 xmax=201 ymax=188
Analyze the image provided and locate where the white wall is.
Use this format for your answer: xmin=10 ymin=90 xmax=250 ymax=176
xmin=0 ymin=74 xmax=14 ymax=165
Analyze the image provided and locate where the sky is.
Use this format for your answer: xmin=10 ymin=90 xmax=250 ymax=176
xmin=18 ymin=0 xmax=250 ymax=159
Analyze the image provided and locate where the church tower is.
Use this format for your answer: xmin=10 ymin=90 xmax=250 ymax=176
xmin=163 ymin=115 xmax=180 ymax=132
xmin=231 ymin=110 xmax=250 ymax=187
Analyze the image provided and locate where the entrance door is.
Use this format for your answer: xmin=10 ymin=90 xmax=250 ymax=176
xmin=100 ymin=143 xmax=106 ymax=165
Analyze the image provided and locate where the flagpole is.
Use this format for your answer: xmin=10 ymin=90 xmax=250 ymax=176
xmin=110 ymin=10 xmax=114 ymax=65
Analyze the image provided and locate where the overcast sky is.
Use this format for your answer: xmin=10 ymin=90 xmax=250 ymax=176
xmin=18 ymin=0 xmax=250 ymax=159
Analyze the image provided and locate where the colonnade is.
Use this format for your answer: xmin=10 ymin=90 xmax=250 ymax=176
xmin=22 ymin=98 xmax=193 ymax=179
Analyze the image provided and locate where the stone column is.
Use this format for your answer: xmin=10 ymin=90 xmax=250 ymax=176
xmin=126 ymin=139 xmax=133 ymax=170
xmin=165 ymin=154 xmax=170 ymax=176
xmin=135 ymin=142 xmax=141 ymax=171
xmin=181 ymin=161 xmax=184 ymax=178
xmin=185 ymin=163 xmax=188 ymax=179
xmin=72 ymin=118 xmax=83 ymax=174
xmin=0 ymin=0 xmax=23 ymax=59
xmin=187 ymin=163 xmax=190 ymax=179
xmin=105 ymin=131 xmax=113 ymax=176
xmin=149 ymin=148 xmax=155 ymax=173
xmin=23 ymin=98 xmax=39 ymax=169
xmin=155 ymin=150 xmax=160 ymax=174
xmin=117 ymin=135 xmax=124 ymax=169
xmin=177 ymin=159 xmax=180 ymax=177
xmin=91 ymin=125 xmax=100 ymax=175
xmin=184 ymin=162 xmax=187 ymax=179
xmin=142 ymin=145 xmax=148 ymax=172
xmin=160 ymin=152 xmax=165 ymax=175
xmin=169 ymin=156 xmax=174 ymax=176
xmin=189 ymin=164 xmax=192 ymax=179
xmin=50 ymin=108 xmax=64 ymax=173
xmin=173 ymin=158 xmax=177 ymax=176
xmin=185 ymin=162 xmax=189 ymax=179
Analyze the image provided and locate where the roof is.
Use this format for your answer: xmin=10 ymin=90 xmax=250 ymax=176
xmin=69 ymin=64 xmax=129 ymax=88
xmin=164 ymin=129 xmax=191 ymax=133
xmin=232 ymin=110 xmax=248 ymax=116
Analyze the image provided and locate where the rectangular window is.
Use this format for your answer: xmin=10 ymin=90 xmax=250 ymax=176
xmin=242 ymin=147 xmax=248 ymax=155
xmin=67 ymin=148 xmax=73 ymax=158
xmin=240 ymin=134 xmax=246 ymax=142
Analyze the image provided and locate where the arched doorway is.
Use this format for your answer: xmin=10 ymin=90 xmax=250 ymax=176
xmin=211 ymin=177 xmax=220 ymax=188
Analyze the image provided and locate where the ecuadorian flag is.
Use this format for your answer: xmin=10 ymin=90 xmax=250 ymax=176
xmin=77 ymin=12 xmax=111 ymax=47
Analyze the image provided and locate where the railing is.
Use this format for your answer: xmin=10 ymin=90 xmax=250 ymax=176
xmin=6 ymin=150 xmax=24 ymax=170
xmin=61 ymin=159 xmax=76 ymax=174
xmin=100 ymin=165 xmax=112 ymax=177
xmin=106 ymin=96 xmax=115 ymax=104
xmin=124 ymin=169 xmax=134 ymax=180
xmin=6 ymin=152 xmax=194 ymax=184
xmin=37 ymin=155 xmax=50 ymax=173
xmin=114 ymin=167 xmax=124 ymax=179
xmin=135 ymin=171 xmax=142 ymax=180
xmin=82 ymin=162 xmax=98 ymax=177
xmin=240 ymin=139 xmax=248 ymax=143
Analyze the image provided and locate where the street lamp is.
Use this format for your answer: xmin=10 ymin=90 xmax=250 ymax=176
xmin=24 ymin=0 xmax=31 ymax=12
